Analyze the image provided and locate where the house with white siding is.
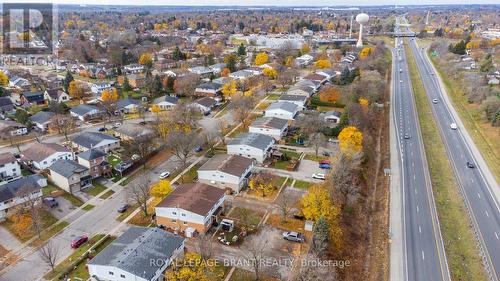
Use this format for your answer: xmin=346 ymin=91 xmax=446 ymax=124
xmin=264 ymin=101 xmax=299 ymax=120
xmin=198 ymin=154 xmax=254 ymax=193
xmin=249 ymin=117 xmax=289 ymax=140
xmin=227 ymin=133 xmax=275 ymax=163
xmin=21 ymin=142 xmax=73 ymax=170
xmin=0 ymin=175 xmax=46 ymax=220
xmin=0 ymin=153 xmax=21 ymax=182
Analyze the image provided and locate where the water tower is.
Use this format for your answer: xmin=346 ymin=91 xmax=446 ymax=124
xmin=355 ymin=13 xmax=369 ymax=48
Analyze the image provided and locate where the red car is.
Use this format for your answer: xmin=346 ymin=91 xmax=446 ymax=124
xmin=319 ymin=160 xmax=331 ymax=165
xmin=71 ymin=235 xmax=88 ymax=249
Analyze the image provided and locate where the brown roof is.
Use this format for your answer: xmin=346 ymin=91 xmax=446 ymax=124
xmin=156 ymin=183 xmax=225 ymax=216
xmin=199 ymin=154 xmax=254 ymax=177
xmin=0 ymin=153 xmax=16 ymax=165
xmin=22 ymin=143 xmax=70 ymax=163
xmin=303 ymin=73 xmax=327 ymax=81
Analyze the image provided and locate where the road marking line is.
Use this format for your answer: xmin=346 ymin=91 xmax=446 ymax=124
xmin=495 ymin=232 xmax=499 ymax=240
xmin=416 ymin=205 xmax=419 ymax=212
xmin=477 ymin=193 xmax=481 ymax=199
xmin=485 ymin=210 xmax=489 ymax=217
xmin=422 ymin=250 xmax=425 ymax=260
xmin=413 ymin=175 xmax=416 ymax=180
xmin=415 ymin=188 xmax=418 ymax=195
xmin=419 ymin=226 xmax=422 ymax=233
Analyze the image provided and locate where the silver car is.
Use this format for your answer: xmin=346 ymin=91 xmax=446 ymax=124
xmin=282 ymin=231 xmax=305 ymax=243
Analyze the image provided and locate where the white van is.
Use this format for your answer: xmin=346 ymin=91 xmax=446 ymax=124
xmin=450 ymin=123 xmax=458 ymax=130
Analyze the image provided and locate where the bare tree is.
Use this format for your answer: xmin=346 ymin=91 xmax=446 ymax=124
xmin=16 ymin=184 xmax=42 ymax=239
xmin=122 ymin=135 xmax=156 ymax=170
xmin=330 ymin=152 xmax=362 ymax=206
xmin=240 ymin=228 xmax=270 ymax=281
xmin=167 ymin=131 xmax=201 ymax=181
xmin=129 ymin=172 xmax=151 ymax=218
xmin=296 ymin=112 xmax=326 ymax=136
xmin=309 ymin=133 xmax=325 ymax=156
xmin=275 ymin=191 xmax=294 ymax=223
xmin=295 ymin=254 xmax=338 ymax=281
xmin=216 ymin=119 xmax=229 ymax=145
xmin=195 ymin=234 xmax=215 ymax=260
xmin=38 ymin=240 xmax=60 ymax=273
xmin=230 ymin=96 xmax=254 ymax=129
xmin=174 ymin=74 xmax=200 ymax=98
xmin=49 ymin=114 xmax=76 ymax=142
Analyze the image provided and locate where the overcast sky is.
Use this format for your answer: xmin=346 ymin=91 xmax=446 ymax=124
xmin=3 ymin=0 xmax=498 ymax=6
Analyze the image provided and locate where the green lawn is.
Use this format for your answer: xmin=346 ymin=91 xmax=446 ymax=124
xmin=82 ymin=204 xmax=95 ymax=211
xmin=293 ymin=180 xmax=312 ymax=189
xmin=407 ymin=43 xmax=488 ymax=281
xmin=43 ymin=184 xmax=85 ymax=207
xmin=227 ymin=207 xmax=265 ymax=228
xmin=84 ymin=182 xmax=108 ymax=197
xmin=61 ymin=192 xmax=84 ymax=207
xmin=66 ymin=236 xmax=116 ymax=280
xmin=107 ymin=154 xmax=122 ymax=168
xmin=99 ymin=190 xmax=115 ymax=199
xmin=266 ymin=93 xmax=282 ymax=100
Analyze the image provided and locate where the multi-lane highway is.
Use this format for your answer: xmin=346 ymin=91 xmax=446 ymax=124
xmin=391 ymin=18 xmax=450 ymax=281
xmin=407 ymin=23 xmax=500 ymax=281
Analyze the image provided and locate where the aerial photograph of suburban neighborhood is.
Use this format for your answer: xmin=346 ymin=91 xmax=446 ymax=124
xmin=0 ymin=0 xmax=498 ymax=281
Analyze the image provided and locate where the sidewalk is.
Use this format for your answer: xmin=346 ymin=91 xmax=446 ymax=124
xmin=0 ymin=226 xmax=23 ymax=252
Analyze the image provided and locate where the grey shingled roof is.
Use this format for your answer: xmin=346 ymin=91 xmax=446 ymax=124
xmin=88 ymin=227 xmax=185 ymax=280
xmin=22 ymin=142 xmax=70 ymax=163
xmin=29 ymin=111 xmax=55 ymax=124
xmin=250 ymin=117 xmax=288 ymax=130
xmin=196 ymin=82 xmax=222 ymax=91
xmin=49 ymin=159 xmax=87 ymax=178
xmin=228 ymin=133 xmax=274 ymax=151
xmin=70 ymin=104 xmax=100 ymax=116
xmin=154 ymin=95 xmax=178 ymax=105
xmin=115 ymin=98 xmax=140 ymax=109
xmin=198 ymin=154 xmax=254 ymax=177
xmin=77 ymin=149 xmax=107 ymax=161
xmin=72 ymin=132 xmax=118 ymax=149
xmin=0 ymin=175 xmax=44 ymax=203
xmin=278 ymin=95 xmax=307 ymax=102
xmin=266 ymin=101 xmax=299 ymax=113
xmin=156 ymin=183 xmax=225 ymax=216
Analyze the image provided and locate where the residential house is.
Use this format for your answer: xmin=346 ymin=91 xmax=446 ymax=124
xmin=0 ymin=120 xmax=28 ymax=138
xmin=44 ymin=88 xmax=70 ymax=103
xmin=198 ymin=154 xmax=254 ymax=193
xmin=303 ymin=73 xmax=328 ymax=85
xmin=229 ymin=70 xmax=255 ymax=80
xmin=113 ymin=123 xmax=155 ymax=141
xmin=295 ymin=54 xmax=314 ymax=67
xmin=72 ymin=132 xmax=119 ymax=153
xmin=48 ymin=159 xmax=91 ymax=193
xmin=29 ymin=111 xmax=55 ymax=131
xmin=76 ymin=149 xmax=111 ymax=178
xmin=123 ymin=63 xmax=145 ymax=74
xmin=0 ymin=175 xmax=47 ymax=220
xmin=287 ymin=84 xmax=315 ymax=97
xmin=153 ymin=95 xmax=178 ymax=111
xmin=188 ymin=66 xmax=213 ymax=77
xmin=115 ymin=98 xmax=142 ymax=114
xmin=488 ymin=77 xmax=499 ymax=85
xmin=209 ymin=63 xmax=227 ymax=74
xmin=227 ymin=133 xmax=275 ymax=163
xmin=126 ymin=74 xmax=147 ymax=88
xmin=190 ymin=97 xmax=217 ymax=115
xmin=278 ymin=95 xmax=308 ymax=109
xmin=88 ymin=227 xmax=185 ymax=281
xmin=155 ymin=182 xmax=226 ymax=234
xmin=264 ymin=101 xmax=299 ymax=120
xmin=0 ymin=153 xmax=21 ymax=182
xmin=194 ymin=82 xmax=223 ymax=97
xmin=249 ymin=117 xmax=289 ymax=140
xmin=22 ymin=142 xmax=73 ymax=170
xmin=316 ymin=69 xmax=339 ymax=81
xmin=323 ymin=110 xmax=342 ymax=125
xmin=0 ymin=97 xmax=15 ymax=118
xmin=20 ymin=91 xmax=46 ymax=106
xmin=9 ymin=76 xmax=31 ymax=89
xmin=70 ymin=104 xmax=103 ymax=121
xmin=90 ymin=82 xmax=112 ymax=94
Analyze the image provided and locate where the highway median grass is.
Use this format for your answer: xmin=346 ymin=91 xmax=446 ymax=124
xmin=406 ymin=42 xmax=488 ymax=281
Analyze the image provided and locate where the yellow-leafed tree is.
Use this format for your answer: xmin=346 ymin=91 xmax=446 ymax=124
xmin=300 ymin=44 xmax=311 ymax=54
xmin=338 ymin=126 xmax=363 ymax=153
xmin=166 ymin=252 xmax=225 ymax=281
xmin=151 ymin=104 xmax=161 ymax=114
xmin=315 ymin=59 xmax=331 ymax=69
xmin=319 ymin=86 xmax=341 ymax=103
xmin=359 ymin=47 xmax=372 ymax=59
xmin=150 ymin=179 xmax=172 ymax=198
xmin=221 ymin=80 xmax=238 ymax=100
xmin=358 ymin=97 xmax=369 ymax=108
xmin=262 ymin=68 xmax=277 ymax=79
xmin=0 ymin=71 xmax=9 ymax=87
xmin=248 ymin=173 xmax=276 ymax=197
xmin=139 ymin=53 xmax=153 ymax=67
xmin=301 ymin=185 xmax=340 ymax=222
xmin=255 ymin=52 xmax=269 ymax=66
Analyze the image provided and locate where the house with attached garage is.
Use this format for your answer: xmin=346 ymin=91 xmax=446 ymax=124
xmin=44 ymin=88 xmax=70 ymax=103
xmin=287 ymin=83 xmax=315 ymax=97
xmin=115 ymin=98 xmax=142 ymax=114
xmin=316 ymin=69 xmax=339 ymax=81
xmin=323 ymin=110 xmax=343 ymax=125
xmin=0 ymin=97 xmax=15 ymax=118
xmin=20 ymin=91 xmax=46 ymax=106
xmin=72 ymin=132 xmax=120 ymax=153
xmin=48 ymin=159 xmax=92 ymax=193
xmin=0 ymin=175 xmax=47 ymax=221
xmin=198 ymin=154 xmax=254 ymax=194
xmin=70 ymin=104 xmax=103 ymax=121
xmin=295 ymin=54 xmax=314 ymax=67
xmin=249 ymin=117 xmax=289 ymax=140
xmin=278 ymin=94 xmax=308 ymax=109
xmin=29 ymin=111 xmax=55 ymax=131
xmin=227 ymin=132 xmax=275 ymax=163
xmin=153 ymin=95 xmax=178 ymax=111
xmin=9 ymin=76 xmax=31 ymax=90
xmin=303 ymin=73 xmax=328 ymax=85
xmin=88 ymin=226 xmax=185 ymax=281
xmin=264 ymin=101 xmax=299 ymax=120
xmin=190 ymin=97 xmax=217 ymax=115
xmin=21 ymin=142 xmax=73 ymax=170
xmin=155 ymin=182 xmax=226 ymax=235
xmin=0 ymin=153 xmax=21 ymax=183
xmin=123 ymin=63 xmax=145 ymax=74
xmin=113 ymin=123 xmax=155 ymax=141
xmin=0 ymin=120 xmax=28 ymax=138
xmin=90 ymin=81 xmax=112 ymax=94
xmin=229 ymin=70 xmax=255 ymax=80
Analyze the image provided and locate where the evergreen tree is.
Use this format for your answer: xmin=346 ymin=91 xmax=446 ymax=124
xmin=480 ymin=54 xmax=494 ymax=73
xmin=237 ymin=43 xmax=247 ymax=56
xmin=151 ymin=75 xmax=163 ymax=97
xmin=312 ymin=216 xmax=330 ymax=255
xmin=123 ymin=76 xmax=132 ymax=92
xmin=173 ymin=46 xmax=186 ymax=61
xmin=63 ymin=72 xmax=74 ymax=94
